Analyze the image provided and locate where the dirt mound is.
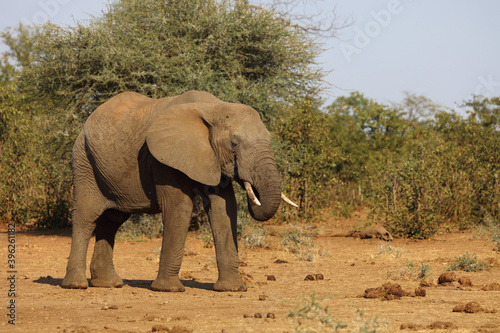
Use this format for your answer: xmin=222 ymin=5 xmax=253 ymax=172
xmin=453 ymin=301 xmax=498 ymax=314
xmin=363 ymin=282 xmax=425 ymax=300
xmin=481 ymin=282 xmax=500 ymax=291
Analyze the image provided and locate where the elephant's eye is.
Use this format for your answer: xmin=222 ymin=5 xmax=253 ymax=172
xmin=231 ymin=139 xmax=239 ymax=148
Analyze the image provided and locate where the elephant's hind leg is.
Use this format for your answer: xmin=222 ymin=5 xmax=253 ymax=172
xmin=90 ymin=209 xmax=130 ymax=288
xmin=62 ymin=207 xmax=102 ymax=289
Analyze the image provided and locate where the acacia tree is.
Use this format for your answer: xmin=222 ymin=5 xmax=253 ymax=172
xmin=23 ymin=0 xmax=323 ymax=123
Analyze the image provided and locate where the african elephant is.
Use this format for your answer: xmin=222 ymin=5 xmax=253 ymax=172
xmin=61 ymin=90 xmax=295 ymax=292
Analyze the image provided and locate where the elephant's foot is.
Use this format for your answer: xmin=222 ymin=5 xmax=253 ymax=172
xmin=62 ymin=269 xmax=89 ymax=289
xmin=151 ymin=276 xmax=185 ymax=292
xmin=90 ymin=269 xmax=124 ymax=288
xmin=214 ymin=276 xmax=247 ymax=292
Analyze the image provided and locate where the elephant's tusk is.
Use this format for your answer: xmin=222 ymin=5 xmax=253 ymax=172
xmin=244 ymin=181 xmax=261 ymax=206
xmin=281 ymin=193 xmax=298 ymax=208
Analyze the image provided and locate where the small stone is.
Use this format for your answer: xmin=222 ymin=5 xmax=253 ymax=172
xmin=415 ymin=287 xmax=426 ymax=297
xmin=274 ymin=259 xmax=288 ymax=264
xmin=458 ymin=277 xmax=472 ymax=287
xmin=266 ymin=275 xmax=276 ymax=281
xmin=258 ymin=295 xmax=267 ymax=301
xmin=438 ymin=272 xmax=457 ymax=284
xmin=464 ymin=301 xmax=482 ymax=313
xmin=108 ymin=305 xmax=118 ymax=310
xmin=386 ymin=284 xmax=404 ymax=297
xmin=419 ymin=277 xmax=435 ymax=287
xmin=266 ymin=313 xmax=275 ymax=319
xmin=151 ymin=324 xmax=170 ymax=332
xmin=243 ymin=314 xmax=252 ymax=318
xmin=452 ymin=304 xmax=466 ymax=312
xmin=364 ymin=288 xmax=386 ymax=299
xmin=101 ymin=306 xmax=109 ymax=310
xmin=254 ymin=313 xmax=262 ymax=318
xmin=314 ymin=273 xmax=324 ymax=280
xmin=304 ymin=274 xmax=315 ymax=281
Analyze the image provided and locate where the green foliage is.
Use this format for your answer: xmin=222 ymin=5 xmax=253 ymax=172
xmin=274 ymin=99 xmax=347 ymax=221
xmin=447 ymin=252 xmax=488 ymax=272
xmin=0 ymin=24 xmax=42 ymax=85
xmin=327 ymin=92 xmax=409 ymax=183
xmin=0 ymin=83 xmax=72 ymax=228
xmin=331 ymin=93 xmax=500 ymax=238
xmin=116 ymin=214 xmax=163 ymax=241
xmin=22 ymin=0 xmax=323 ymax=123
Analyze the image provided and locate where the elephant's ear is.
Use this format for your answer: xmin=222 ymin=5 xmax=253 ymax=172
xmin=146 ymin=104 xmax=221 ymax=186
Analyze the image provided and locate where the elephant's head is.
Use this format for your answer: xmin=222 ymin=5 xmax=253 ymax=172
xmin=146 ymin=99 xmax=288 ymax=221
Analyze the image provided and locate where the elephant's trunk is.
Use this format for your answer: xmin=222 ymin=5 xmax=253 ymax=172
xmin=245 ymin=151 xmax=282 ymax=222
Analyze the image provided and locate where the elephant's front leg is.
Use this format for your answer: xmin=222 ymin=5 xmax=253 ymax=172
xmin=151 ymin=186 xmax=193 ymax=292
xmin=209 ymin=182 xmax=246 ymax=292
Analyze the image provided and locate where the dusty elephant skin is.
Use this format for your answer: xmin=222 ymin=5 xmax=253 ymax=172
xmin=62 ymin=90 xmax=284 ymax=292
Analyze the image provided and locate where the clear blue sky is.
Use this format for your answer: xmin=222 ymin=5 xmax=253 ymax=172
xmin=1 ymin=0 xmax=499 ymax=110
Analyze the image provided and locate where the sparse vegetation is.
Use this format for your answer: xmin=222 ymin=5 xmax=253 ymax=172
xmin=288 ymin=293 xmax=387 ymax=333
xmin=288 ymin=293 xmax=347 ymax=332
xmin=386 ymin=260 xmax=432 ymax=281
xmin=197 ymin=223 xmax=214 ymax=249
xmin=447 ymin=252 xmax=489 ymax=272
xmin=240 ymin=220 xmax=269 ymax=249
xmin=374 ymin=243 xmax=404 ymax=259
xmin=116 ymin=214 xmax=163 ymax=241
xmin=280 ymin=225 xmax=318 ymax=261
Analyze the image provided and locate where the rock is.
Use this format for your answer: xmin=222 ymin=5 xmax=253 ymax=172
xmin=465 ymin=301 xmax=482 ymax=313
xmin=258 ymin=295 xmax=267 ymax=301
xmin=419 ymin=277 xmax=435 ymax=288
xmin=266 ymin=313 xmax=275 ymax=319
xmin=458 ymin=277 xmax=472 ymax=287
xmin=254 ymin=313 xmax=262 ymax=318
xmin=452 ymin=304 xmax=466 ymax=312
xmin=274 ymin=259 xmax=288 ymax=264
xmin=266 ymin=275 xmax=276 ymax=281
xmin=438 ymin=272 xmax=457 ymax=284
xmin=386 ymin=284 xmax=404 ymax=297
xmin=364 ymin=288 xmax=386 ymax=299
xmin=415 ymin=287 xmax=426 ymax=297
xmin=304 ymin=274 xmax=324 ymax=281
xmin=348 ymin=227 xmax=393 ymax=241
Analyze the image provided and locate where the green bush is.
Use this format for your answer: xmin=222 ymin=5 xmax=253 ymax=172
xmin=274 ymin=99 xmax=347 ymax=221
xmin=447 ymin=252 xmax=488 ymax=272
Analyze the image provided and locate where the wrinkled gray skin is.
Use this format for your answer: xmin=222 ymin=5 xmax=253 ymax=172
xmin=62 ymin=91 xmax=282 ymax=292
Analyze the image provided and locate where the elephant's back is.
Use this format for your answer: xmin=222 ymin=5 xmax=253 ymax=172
xmin=81 ymin=92 xmax=157 ymax=209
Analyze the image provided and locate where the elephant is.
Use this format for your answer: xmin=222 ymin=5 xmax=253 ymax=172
xmin=61 ymin=90 xmax=296 ymax=292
